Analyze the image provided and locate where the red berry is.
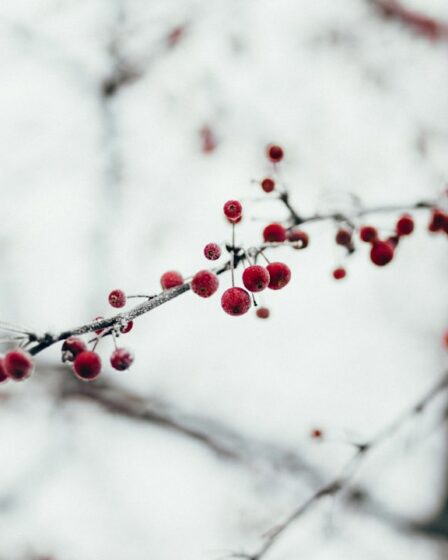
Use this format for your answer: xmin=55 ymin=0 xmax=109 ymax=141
xmin=223 ymin=200 xmax=243 ymax=222
xmin=160 ymin=271 xmax=183 ymax=290
xmin=428 ymin=209 xmax=446 ymax=232
xmin=0 ymin=358 xmax=9 ymax=384
xmin=242 ymin=265 xmax=270 ymax=293
xmin=332 ymin=267 xmax=346 ymax=280
xmin=110 ymin=348 xmax=134 ymax=371
xmin=396 ymin=214 xmax=414 ymax=236
xmin=266 ymin=144 xmax=284 ymax=163
xmin=191 ymin=270 xmax=219 ymax=298
xmin=261 ymin=177 xmax=275 ymax=193
xmin=203 ymin=243 xmax=221 ymax=261
xmin=61 ymin=337 xmax=87 ymax=362
xmin=221 ymin=287 xmax=251 ymax=316
xmin=359 ymin=226 xmax=378 ymax=243
xmin=287 ymin=228 xmax=309 ymax=248
xmin=266 ymin=262 xmax=291 ymax=290
xmin=73 ymin=351 xmax=101 ymax=381
xmin=335 ymin=228 xmax=352 ymax=246
xmin=370 ymin=240 xmax=394 ymax=266
xmin=263 ymin=223 xmax=287 ymax=243
xmin=120 ymin=320 xmax=134 ymax=334
xmin=108 ymin=289 xmax=126 ymax=308
xmin=3 ymin=349 xmax=34 ymax=381
xmin=256 ymin=307 xmax=270 ymax=319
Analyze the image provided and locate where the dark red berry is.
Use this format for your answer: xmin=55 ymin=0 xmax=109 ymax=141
xmin=267 ymin=144 xmax=284 ymax=163
xmin=266 ymin=262 xmax=291 ymax=290
xmin=0 ymin=358 xmax=9 ymax=384
xmin=203 ymin=243 xmax=221 ymax=261
xmin=73 ymin=351 xmax=101 ymax=381
xmin=332 ymin=267 xmax=346 ymax=280
xmin=191 ymin=270 xmax=219 ymax=298
xmin=120 ymin=320 xmax=133 ymax=334
xmin=396 ymin=214 xmax=414 ymax=236
xmin=108 ymin=289 xmax=126 ymax=308
xmin=110 ymin=348 xmax=134 ymax=371
xmin=256 ymin=307 xmax=270 ymax=319
xmin=221 ymin=287 xmax=251 ymax=316
xmin=370 ymin=240 xmax=394 ymax=266
xmin=160 ymin=271 xmax=183 ymax=290
xmin=263 ymin=223 xmax=287 ymax=243
xmin=3 ymin=349 xmax=34 ymax=381
xmin=242 ymin=265 xmax=270 ymax=293
xmin=61 ymin=337 xmax=87 ymax=362
xmin=335 ymin=228 xmax=352 ymax=246
xmin=261 ymin=177 xmax=275 ymax=193
xmin=223 ymin=200 xmax=243 ymax=222
xmin=428 ymin=209 xmax=446 ymax=232
xmin=359 ymin=226 xmax=378 ymax=243
xmin=287 ymin=228 xmax=309 ymax=248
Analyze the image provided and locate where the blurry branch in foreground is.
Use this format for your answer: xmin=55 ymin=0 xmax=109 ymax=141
xmin=230 ymin=370 xmax=448 ymax=560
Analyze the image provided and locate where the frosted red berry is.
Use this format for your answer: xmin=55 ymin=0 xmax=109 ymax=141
xmin=62 ymin=337 xmax=87 ymax=362
xmin=221 ymin=287 xmax=251 ymax=316
xmin=332 ymin=267 xmax=346 ymax=280
xmin=256 ymin=307 xmax=270 ymax=319
xmin=359 ymin=226 xmax=377 ymax=243
xmin=266 ymin=262 xmax=291 ymax=290
xmin=203 ymin=243 xmax=221 ymax=261
xmin=396 ymin=214 xmax=414 ymax=236
xmin=370 ymin=240 xmax=394 ymax=266
xmin=160 ymin=270 xmax=183 ymax=290
xmin=335 ymin=228 xmax=352 ymax=246
xmin=73 ymin=351 xmax=101 ymax=381
xmin=108 ymin=289 xmax=126 ymax=308
xmin=242 ymin=265 xmax=270 ymax=293
xmin=267 ymin=144 xmax=284 ymax=163
xmin=3 ymin=349 xmax=34 ymax=381
xmin=261 ymin=177 xmax=275 ymax=193
xmin=287 ymin=228 xmax=309 ymax=248
xmin=120 ymin=320 xmax=133 ymax=334
xmin=0 ymin=358 xmax=8 ymax=384
xmin=110 ymin=348 xmax=134 ymax=371
xmin=263 ymin=223 xmax=287 ymax=243
xmin=223 ymin=200 xmax=243 ymax=222
xmin=191 ymin=270 xmax=219 ymax=298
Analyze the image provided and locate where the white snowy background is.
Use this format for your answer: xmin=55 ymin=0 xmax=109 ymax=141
xmin=0 ymin=0 xmax=447 ymax=559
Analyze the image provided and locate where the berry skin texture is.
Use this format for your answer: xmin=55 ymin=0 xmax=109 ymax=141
xmin=370 ymin=240 xmax=394 ymax=266
xmin=110 ymin=348 xmax=134 ymax=371
xmin=332 ymin=267 xmax=346 ymax=280
xmin=203 ymin=243 xmax=221 ymax=261
xmin=108 ymin=289 xmax=126 ymax=308
xmin=359 ymin=226 xmax=378 ymax=243
xmin=73 ymin=351 xmax=101 ymax=381
xmin=0 ymin=358 xmax=8 ymax=384
xmin=287 ymin=228 xmax=309 ymax=248
xmin=335 ymin=228 xmax=352 ymax=246
xmin=191 ymin=270 xmax=219 ymax=298
xmin=242 ymin=265 xmax=270 ymax=293
xmin=223 ymin=200 xmax=243 ymax=222
xmin=267 ymin=144 xmax=284 ymax=163
xmin=160 ymin=271 xmax=183 ymax=290
xmin=221 ymin=287 xmax=252 ymax=316
xmin=62 ymin=337 xmax=87 ymax=362
xmin=3 ymin=349 xmax=34 ymax=381
xmin=396 ymin=214 xmax=414 ymax=236
xmin=263 ymin=223 xmax=287 ymax=243
xmin=256 ymin=307 xmax=270 ymax=319
xmin=266 ymin=262 xmax=291 ymax=290
xmin=261 ymin=177 xmax=275 ymax=193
